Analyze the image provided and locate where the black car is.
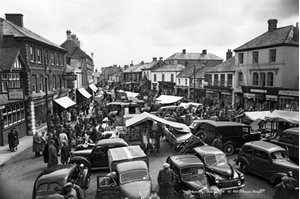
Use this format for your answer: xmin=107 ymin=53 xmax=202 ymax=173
xmin=192 ymin=146 xmax=245 ymax=192
xmin=166 ymin=154 xmax=222 ymax=199
xmin=69 ymin=138 xmax=129 ymax=170
xmin=32 ymin=164 xmax=90 ymax=199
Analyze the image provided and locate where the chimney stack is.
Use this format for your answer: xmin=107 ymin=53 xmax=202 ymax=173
xmin=5 ymin=14 xmax=23 ymax=27
xmin=182 ymin=49 xmax=186 ymax=54
xmin=153 ymin=57 xmax=157 ymax=61
xmin=226 ymin=49 xmax=233 ymax=60
xmin=293 ymin=22 xmax=299 ymax=43
xmin=141 ymin=61 xmax=144 ymax=64
xmin=91 ymin=53 xmax=94 ymax=59
xmin=66 ymin=30 xmax=71 ymax=40
xmin=202 ymin=49 xmax=207 ymax=54
xmin=159 ymin=57 xmax=163 ymax=60
xmin=130 ymin=61 xmax=133 ymax=66
xmin=124 ymin=65 xmax=129 ymax=69
xmin=268 ymin=19 xmax=278 ymax=31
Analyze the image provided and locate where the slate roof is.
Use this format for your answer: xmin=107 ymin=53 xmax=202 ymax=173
xmin=234 ymin=25 xmax=299 ymax=51
xmin=112 ymin=70 xmax=123 ymax=77
xmin=60 ymin=40 xmax=93 ymax=62
xmin=165 ymin=52 xmax=223 ymax=61
xmin=0 ymin=48 xmax=19 ymax=71
xmin=206 ymin=56 xmax=236 ymax=73
xmin=141 ymin=60 xmax=160 ymax=70
xmin=152 ymin=64 xmax=185 ymax=72
xmin=177 ymin=64 xmax=205 ymax=78
xmin=194 ymin=66 xmax=214 ymax=79
xmin=3 ymin=19 xmax=66 ymax=51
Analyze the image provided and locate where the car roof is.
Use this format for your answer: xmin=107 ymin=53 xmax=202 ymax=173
xmin=192 ymin=120 xmax=249 ymax=127
xmin=36 ymin=164 xmax=76 ymax=186
xmin=283 ymin=127 xmax=299 ymax=135
xmin=116 ymin=161 xmax=148 ymax=173
xmin=96 ymin=138 xmax=128 ymax=146
xmin=193 ymin=146 xmax=225 ymax=156
xmin=169 ymin=154 xmax=204 ymax=168
xmin=244 ymin=141 xmax=286 ymax=153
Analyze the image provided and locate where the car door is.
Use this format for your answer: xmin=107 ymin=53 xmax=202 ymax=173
xmin=250 ymin=149 xmax=272 ymax=179
xmin=278 ymin=133 xmax=296 ymax=159
xmin=96 ymin=176 xmax=119 ymax=199
xmin=92 ymin=145 xmax=109 ymax=167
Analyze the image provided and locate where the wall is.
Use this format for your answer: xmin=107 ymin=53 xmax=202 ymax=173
xmin=282 ymin=46 xmax=299 ymax=89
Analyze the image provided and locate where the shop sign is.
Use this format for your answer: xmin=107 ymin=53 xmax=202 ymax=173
xmin=250 ymin=89 xmax=267 ymax=93
xmin=63 ymin=75 xmax=77 ymax=80
xmin=8 ymin=88 xmax=24 ymax=100
xmin=278 ymin=90 xmax=299 ymax=97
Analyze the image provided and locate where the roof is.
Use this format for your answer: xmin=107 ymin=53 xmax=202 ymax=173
xmin=234 ymin=25 xmax=299 ymax=52
xmin=206 ymin=56 xmax=236 ymax=73
xmin=116 ymin=161 xmax=148 ymax=173
xmin=152 ymin=64 xmax=185 ymax=72
xmin=193 ymin=66 xmax=213 ymax=79
xmin=123 ymin=63 xmax=144 ymax=73
xmin=36 ymin=164 xmax=75 ymax=186
xmin=169 ymin=154 xmax=204 ymax=168
xmin=0 ymin=48 xmax=19 ymax=71
xmin=165 ymin=52 xmax=223 ymax=61
xmin=244 ymin=141 xmax=286 ymax=153
xmin=3 ymin=19 xmax=66 ymax=51
xmin=141 ymin=60 xmax=160 ymax=70
xmin=60 ymin=40 xmax=93 ymax=62
xmin=193 ymin=146 xmax=224 ymax=157
xmin=192 ymin=120 xmax=249 ymax=127
xmin=283 ymin=127 xmax=299 ymax=135
xmin=177 ymin=64 xmax=205 ymax=78
xmin=96 ymin=138 xmax=128 ymax=146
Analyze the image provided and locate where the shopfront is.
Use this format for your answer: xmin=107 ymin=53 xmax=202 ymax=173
xmin=158 ymin=81 xmax=175 ymax=95
xmin=278 ymin=90 xmax=299 ymax=111
xmin=176 ymin=86 xmax=188 ymax=97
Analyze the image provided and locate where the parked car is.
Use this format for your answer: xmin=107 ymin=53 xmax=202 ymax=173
xmin=163 ymin=125 xmax=193 ymax=149
xmin=96 ymin=161 xmax=151 ymax=199
xmin=264 ymin=127 xmax=299 ymax=163
xmin=32 ymin=164 xmax=90 ymax=199
xmin=69 ymin=138 xmax=129 ymax=170
xmin=189 ymin=120 xmax=261 ymax=155
xmin=192 ymin=146 xmax=245 ymax=192
xmin=235 ymin=141 xmax=299 ymax=187
xmin=166 ymin=154 xmax=222 ymax=199
xmin=156 ymin=105 xmax=179 ymax=117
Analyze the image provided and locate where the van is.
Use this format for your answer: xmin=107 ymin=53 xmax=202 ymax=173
xmin=107 ymin=145 xmax=149 ymax=172
xmin=189 ymin=120 xmax=261 ymax=155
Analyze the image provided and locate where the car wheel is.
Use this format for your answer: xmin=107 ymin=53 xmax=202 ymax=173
xmin=240 ymin=162 xmax=249 ymax=174
xmin=223 ymin=144 xmax=235 ymax=156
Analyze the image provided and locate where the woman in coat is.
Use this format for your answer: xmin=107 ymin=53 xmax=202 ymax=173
xmin=8 ymin=129 xmax=16 ymax=152
xmin=33 ymin=132 xmax=42 ymax=157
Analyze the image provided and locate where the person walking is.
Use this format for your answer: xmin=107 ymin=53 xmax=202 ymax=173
xmin=212 ymin=134 xmax=223 ymax=151
xmin=273 ymin=176 xmax=297 ymax=199
xmin=41 ymin=131 xmax=47 ymax=152
xmin=157 ymin=163 xmax=175 ymax=199
xmin=8 ymin=129 xmax=16 ymax=152
xmin=61 ymin=140 xmax=70 ymax=164
xmin=14 ymin=129 xmax=19 ymax=151
xmin=48 ymin=140 xmax=58 ymax=167
xmin=33 ymin=132 xmax=42 ymax=157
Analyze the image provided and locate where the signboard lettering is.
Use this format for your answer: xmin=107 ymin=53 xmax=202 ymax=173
xmin=8 ymin=88 xmax=24 ymax=100
xmin=278 ymin=90 xmax=299 ymax=97
xmin=250 ymin=89 xmax=267 ymax=93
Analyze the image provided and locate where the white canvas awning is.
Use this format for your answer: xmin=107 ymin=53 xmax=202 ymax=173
xmin=125 ymin=91 xmax=139 ymax=100
xmin=78 ymin=88 xmax=92 ymax=99
xmin=54 ymin=96 xmax=76 ymax=109
xmin=179 ymin=102 xmax=202 ymax=109
xmin=241 ymin=110 xmax=299 ymax=124
xmin=89 ymin=84 xmax=98 ymax=92
xmin=155 ymin=95 xmax=183 ymax=104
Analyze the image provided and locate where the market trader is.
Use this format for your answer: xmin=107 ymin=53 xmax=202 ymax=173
xmin=157 ymin=163 xmax=175 ymax=199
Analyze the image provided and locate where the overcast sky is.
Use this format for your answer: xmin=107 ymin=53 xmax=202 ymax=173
xmin=1 ymin=0 xmax=299 ymax=71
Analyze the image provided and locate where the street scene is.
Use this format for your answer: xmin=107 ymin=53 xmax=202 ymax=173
xmin=0 ymin=1 xmax=299 ymax=199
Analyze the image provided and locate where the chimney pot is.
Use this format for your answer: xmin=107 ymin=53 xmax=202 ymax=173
xmin=202 ymin=49 xmax=207 ymax=54
xmin=226 ymin=49 xmax=233 ymax=60
xmin=268 ymin=19 xmax=278 ymax=31
xmin=141 ymin=61 xmax=144 ymax=64
xmin=91 ymin=53 xmax=94 ymax=59
xmin=159 ymin=57 xmax=163 ymax=60
xmin=5 ymin=14 xmax=23 ymax=27
xmin=182 ymin=49 xmax=186 ymax=54
xmin=153 ymin=57 xmax=157 ymax=61
xmin=66 ymin=30 xmax=71 ymax=40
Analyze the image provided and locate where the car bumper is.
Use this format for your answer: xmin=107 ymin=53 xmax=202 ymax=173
xmin=219 ymin=184 xmax=245 ymax=192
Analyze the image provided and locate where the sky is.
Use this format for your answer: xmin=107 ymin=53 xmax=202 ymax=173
xmin=1 ymin=0 xmax=299 ymax=71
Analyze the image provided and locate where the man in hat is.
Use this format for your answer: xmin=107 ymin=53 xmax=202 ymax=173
xmin=63 ymin=182 xmax=77 ymax=199
xmin=273 ymin=175 xmax=297 ymax=199
xmin=61 ymin=140 xmax=70 ymax=164
xmin=48 ymin=140 xmax=58 ymax=167
xmin=212 ymin=133 xmax=223 ymax=151
xmin=157 ymin=163 xmax=175 ymax=199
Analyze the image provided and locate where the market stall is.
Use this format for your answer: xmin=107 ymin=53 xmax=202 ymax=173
xmin=155 ymin=95 xmax=183 ymax=105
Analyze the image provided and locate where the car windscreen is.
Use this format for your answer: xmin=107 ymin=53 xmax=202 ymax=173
xmin=120 ymin=170 xmax=149 ymax=184
xmin=36 ymin=182 xmax=62 ymax=195
xmin=180 ymin=166 xmax=208 ymax=187
xmin=204 ymin=153 xmax=228 ymax=167
xmin=271 ymin=151 xmax=288 ymax=160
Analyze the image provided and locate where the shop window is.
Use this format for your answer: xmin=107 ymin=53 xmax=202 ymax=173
xmin=260 ymin=72 xmax=266 ymax=86
xmin=227 ymin=74 xmax=232 ymax=86
xmin=238 ymin=53 xmax=244 ymax=64
xmin=269 ymin=49 xmax=276 ymax=63
xmin=2 ymin=103 xmax=25 ymax=129
xmin=267 ymin=72 xmax=274 ymax=86
xmin=253 ymin=72 xmax=259 ymax=86
xmin=252 ymin=51 xmax=259 ymax=64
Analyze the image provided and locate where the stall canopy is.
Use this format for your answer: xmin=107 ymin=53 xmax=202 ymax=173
xmin=240 ymin=110 xmax=299 ymax=124
xmin=179 ymin=102 xmax=202 ymax=109
xmin=78 ymin=88 xmax=92 ymax=99
xmin=89 ymin=84 xmax=98 ymax=92
xmin=54 ymin=96 xmax=76 ymax=109
xmin=126 ymin=112 xmax=190 ymax=132
xmin=155 ymin=95 xmax=183 ymax=104
xmin=125 ymin=91 xmax=139 ymax=100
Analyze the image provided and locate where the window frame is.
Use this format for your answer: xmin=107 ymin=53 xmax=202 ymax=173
xmin=267 ymin=72 xmax=274 ymax=86
xmin=154 ymin=74 xmax=157 ymax=82
xmin=227 ymin=74 xmax=233 ymax=86
xmin=30 ymin=46 xmax=36 ymax=63
xmin=253 ymin=72 xmax=259 ymax=86
xmin=269 ymin=49 xmax=276 ymax=63
xmin=252 ymin=51 xmax=259 ymax=64
xmin=260 ymin=72 xmax=266 ymax=86
xmin=238 ymin=53 xmax=244 ymax=64
xmin=37 ymin=49 xmax=42 ymax=64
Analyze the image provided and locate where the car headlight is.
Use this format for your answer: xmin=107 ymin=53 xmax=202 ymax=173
xmin=237 ymin=180 xmax=241 ymax=186
xmin=240 ymin=173 xmax=245 ymax=180
xmin=215 ymin=179 xmax=219 ymax=184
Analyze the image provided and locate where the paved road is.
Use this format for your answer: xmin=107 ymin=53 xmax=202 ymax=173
xmin=0 ymin=138 xmax=275 ymax=199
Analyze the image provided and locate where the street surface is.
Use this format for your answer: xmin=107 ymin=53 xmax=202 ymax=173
xmin=0 ymin=138 xmax=275 ymax=199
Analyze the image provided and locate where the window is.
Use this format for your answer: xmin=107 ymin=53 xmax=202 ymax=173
xmin=238 ymin=53 xmax=244 ymax=64
xmin=60 ymin=54 xmax=64 ymax=66
xmin=30 ymin=47 xmax=36 ymax=62
xmin=220 ymin=74 xmax=225 ymax=86
xmin=162 ymin=74 xmax=165 ymax=82
xmin=154 ymin=74 xmax=157 ymax=82
xmin=32 ymin=75 xmax=37 ymax=92
xmin=37 ymin=49 xmax=42 ymax=63
xmin=2 ymin=103 xmax=25 ymax=128
xmin=227 ymin=74 xmax=232 ymax=86
xmin=254 ymin=150 xmax=268 ymax=160
xmin=57 ymin=54 xmax=61 ymax=66
xmin=14 ymin=57 xmax=21 ymax=68
xmin=267 ymin=72 xmax=274 ymax=86
xmin=253 ymin=72 xmax=259 ymax=86
xmin=51 ymin=52 xmax=54 ymax=65
xmin=253 ymin=51 xmax=259 ymax=64
xmin=185 ymin=78 xmax=187 ymax=86
xmin=44 ymin=51 xmax=48 ymax=65
xmin=269 ymin=49 xmax=276 ymax=63
xmin=178 ymin=78 xmax=180 ymax=85
xmin=214 ymin=74 xmax=218 ymax=86
xmin=171 ymin=74 xmax=174 ymax=83
xmin=40 ymin=75 xmax=44 ymax=91
xmin=57 ymin=76 xmax=61 ymax=88
xmin=260 ymin=72 xmax=266 ymax=86
xmin=1 ymin=73 xmax=8 ymax=92
xmin=238 ymin=72 xmax=243 ymax=86
xmin=206 ymin=74 xmax=212 ymax=85
xmin=53 ymin=75 xmax=56 ymax=89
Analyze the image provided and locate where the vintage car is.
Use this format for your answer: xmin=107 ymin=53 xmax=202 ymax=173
xmin=96 ymin=161 xmax=151 ymax=199
xmin=163 ymin=124 xmax=193 ymax=149
xmin=69 ymin=138 xmax=129 ymax=170
xmin=166 ymin=154 xmax=222 ymax=199
xmin=32 ymin=164 xmax=90 ymax=199
xmin=192 ymin=146 xmax=245 ymax=192
xmin=189 ymin=120 xmax=261 ymax=155
xmin=235 ymin=141 xmax=299 ymax=186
